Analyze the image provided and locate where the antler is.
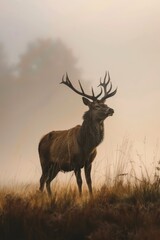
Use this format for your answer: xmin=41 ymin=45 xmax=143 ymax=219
xmin=98 ymin=71 xmax=117 ymax=101
xmin=60 ymin=73 xmax=103 ymax=101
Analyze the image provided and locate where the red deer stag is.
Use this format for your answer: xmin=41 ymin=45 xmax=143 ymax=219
xmin=38 ymin=72 xmax=117 ymax=196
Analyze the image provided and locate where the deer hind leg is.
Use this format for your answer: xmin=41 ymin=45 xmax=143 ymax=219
xmin=74 ymin=168 xmax=82 ymax=196
xmin=84 ymin=163 xmax=92 ymax=196
xmin=39 ymin=158 xmax=50 ymax=192
xmin=46 ymin=163 xmax=59 ymax=197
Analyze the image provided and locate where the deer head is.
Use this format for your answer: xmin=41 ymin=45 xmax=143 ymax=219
xmin=60 ymin=71 xmax=117 ymax=121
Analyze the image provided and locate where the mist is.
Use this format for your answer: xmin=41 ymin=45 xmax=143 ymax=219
xmin=0 ymin=0 xmax=160 ymax=186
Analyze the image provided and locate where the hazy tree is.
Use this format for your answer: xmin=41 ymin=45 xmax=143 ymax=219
xmin=0 ymin=43 xmax=13 ymax=122
xmin=0 ymin=43 xmax=14 ymax=159
xmin=17 ymin=38 xmax=80 ymax=81
xmin=15 ymin=38 xmax=82 ymax=113
xmin=0 ymin=43 xmax=12 ymax=81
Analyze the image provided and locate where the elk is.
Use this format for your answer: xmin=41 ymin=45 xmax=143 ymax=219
xmin=38 ymin=72 xmax=117 ymax=197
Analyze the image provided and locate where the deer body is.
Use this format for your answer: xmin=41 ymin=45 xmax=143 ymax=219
xmin=39 ymin=72 xmax=117 ymax=196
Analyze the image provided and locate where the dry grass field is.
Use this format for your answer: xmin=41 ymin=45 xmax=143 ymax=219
xmin=0 ymin=169 xmax=160 ymax=240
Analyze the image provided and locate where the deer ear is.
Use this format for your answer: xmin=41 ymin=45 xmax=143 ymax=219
xmin=82 ymin=97 xmax=91 ymax=106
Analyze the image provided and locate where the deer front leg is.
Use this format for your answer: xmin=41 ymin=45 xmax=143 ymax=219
xmin=84 ymin=163 xmax=92 ymax=196
xmin=74 ymin=168 xmax=82 ymax=196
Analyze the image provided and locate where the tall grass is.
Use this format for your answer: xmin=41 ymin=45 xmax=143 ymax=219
xmin=0 ymin=165 xmax=160 ymax=240
xmin=0 ymin=140 xmax=160 ymax=240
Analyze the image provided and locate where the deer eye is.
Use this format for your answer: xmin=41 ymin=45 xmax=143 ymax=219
xmin=95 ymin=105 xmax=101 ymax=109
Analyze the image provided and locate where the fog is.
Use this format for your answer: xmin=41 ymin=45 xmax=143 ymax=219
xmin=0 ymin=0 xmax=160 ymax=186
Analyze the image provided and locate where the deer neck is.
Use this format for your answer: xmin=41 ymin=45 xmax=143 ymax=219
xmin=79 ymin=111 xmax=104 ymax=153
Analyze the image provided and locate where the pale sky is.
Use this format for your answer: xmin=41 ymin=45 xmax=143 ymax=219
xmin=1 ymin=0 xmax=160 ymax=186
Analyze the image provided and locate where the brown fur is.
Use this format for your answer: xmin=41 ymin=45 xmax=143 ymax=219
xmin=39 ymin=125 xmax=87 ymax=172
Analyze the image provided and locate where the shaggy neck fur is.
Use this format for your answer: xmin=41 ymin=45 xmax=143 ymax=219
xmin=78 ymin=110 xmax=104 ymax=154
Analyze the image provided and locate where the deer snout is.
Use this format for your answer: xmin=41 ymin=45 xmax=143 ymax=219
xmin=107 ymin=108 xmax=114 ymax=116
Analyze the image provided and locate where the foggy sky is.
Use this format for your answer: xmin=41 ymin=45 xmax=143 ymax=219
xmin=1 ymin=0 xmax=160 ymax=185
